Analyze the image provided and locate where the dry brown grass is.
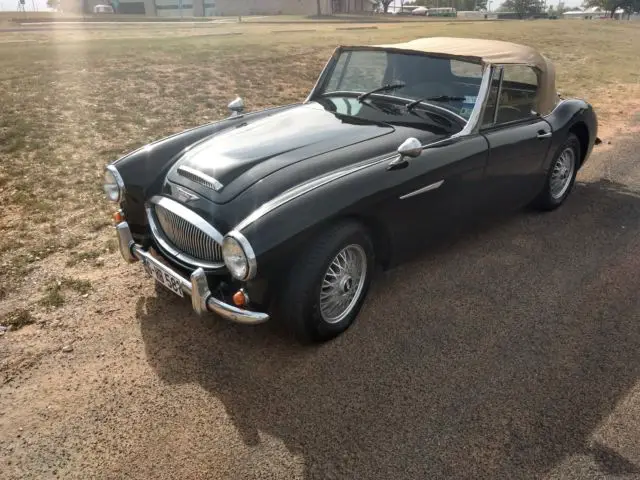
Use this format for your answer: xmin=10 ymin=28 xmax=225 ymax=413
xmin=0 ymin=19 xmax=639 ymax=314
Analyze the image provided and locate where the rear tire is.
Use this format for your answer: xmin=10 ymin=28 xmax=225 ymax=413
xmin=277 ymin=221 xmax=375 ymax=343
xmin=531 ymin=133 xmax=580 ymax=211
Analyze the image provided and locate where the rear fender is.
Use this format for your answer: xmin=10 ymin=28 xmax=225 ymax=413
xmin=543 ymin=99 xmax=598 ymax=172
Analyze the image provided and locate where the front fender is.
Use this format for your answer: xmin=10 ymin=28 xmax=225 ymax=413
xmin=237 ymin=152 xmax=399 ymax=278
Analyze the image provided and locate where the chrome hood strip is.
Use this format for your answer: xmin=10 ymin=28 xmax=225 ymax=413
xmin=178 ymin=166 xmax=224 ymax=192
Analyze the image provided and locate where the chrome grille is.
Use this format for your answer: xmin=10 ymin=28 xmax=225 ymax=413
xmin=153 ymin=203 xmax=223 ymax=263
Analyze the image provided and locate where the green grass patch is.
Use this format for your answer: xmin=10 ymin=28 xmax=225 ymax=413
xmin=66 ymin=249 xmax=102 ymax=267
xmin=1 ymin=309 xmax=35 ymax=330
xmin=40 ymin=277 xmax=92 ymax=307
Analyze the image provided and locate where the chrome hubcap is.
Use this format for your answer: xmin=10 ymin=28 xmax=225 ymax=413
xmin=319 ymin=244 xmax=367 ymax=324
xmin=550 ymin=147 xmax=575 ymax=199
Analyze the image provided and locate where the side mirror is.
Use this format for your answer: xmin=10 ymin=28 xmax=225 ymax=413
xmin=387 ymin=137 xmax=422 ymax=170
xmin=228 ymin=96 xmax=245 ymax=117
xmin=397 ymin=137 xmax=422 ymax=158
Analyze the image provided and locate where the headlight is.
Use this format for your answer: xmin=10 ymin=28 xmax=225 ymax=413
xmin=103 ymin=166 xmax=124 ymax=203
xmin=222 ymin=232 xmax=257 ymax=281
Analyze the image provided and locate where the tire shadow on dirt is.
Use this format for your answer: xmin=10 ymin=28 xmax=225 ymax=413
xmin=136 ymin=179 xmax=640 ymax=480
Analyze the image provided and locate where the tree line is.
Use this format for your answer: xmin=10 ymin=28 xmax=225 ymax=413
xmin=378 ymin=0 xmax=639 ymax=15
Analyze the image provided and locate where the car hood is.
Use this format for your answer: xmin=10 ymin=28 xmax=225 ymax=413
xmin=166 ymin=102 xmax=395 ymax=204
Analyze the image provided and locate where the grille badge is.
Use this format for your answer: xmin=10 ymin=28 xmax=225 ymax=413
xmin=175 ymin=186 xmax=199 ymax=203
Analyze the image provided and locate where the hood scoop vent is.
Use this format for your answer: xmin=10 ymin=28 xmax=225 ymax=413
xmin=177 ymin=166 xmax=224 ymax=192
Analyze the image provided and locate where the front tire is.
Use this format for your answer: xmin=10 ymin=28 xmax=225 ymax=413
xmin=277 ymin=221 xmax=375 ymax=343
xmin=531 ymin=133 xmax=580 ymax=211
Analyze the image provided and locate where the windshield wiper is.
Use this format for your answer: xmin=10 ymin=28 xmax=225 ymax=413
xmin=405 ymin=95 xmax=466 ymax=112
xmin=357 ymin=82 xmax=406 ymax=102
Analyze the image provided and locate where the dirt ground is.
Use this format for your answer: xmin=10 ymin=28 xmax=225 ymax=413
xmin=1 ymin=19 xmax=640 ymax=480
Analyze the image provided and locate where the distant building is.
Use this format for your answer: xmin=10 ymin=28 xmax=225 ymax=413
xmin=562 ymin=6 xmax=607 ymax=19
xmin=59 ymin=0 xmax=377 ymax=16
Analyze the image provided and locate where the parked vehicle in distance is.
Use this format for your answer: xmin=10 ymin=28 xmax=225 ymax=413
xmin=411 ymin=6 xmax=428 ymax=15
xmin=105 ymin=37 xmax=600 ymax=343
xmin=427 ymin=7 xmax=457 ymax=16
xmin=93 ymin=4 xmax=114 ymax=13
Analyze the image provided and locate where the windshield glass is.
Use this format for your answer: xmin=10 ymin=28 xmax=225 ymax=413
xmin=320 ymin=49 xmax=484 ymax=120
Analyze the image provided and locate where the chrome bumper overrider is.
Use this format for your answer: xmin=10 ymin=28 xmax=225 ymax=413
xmin=115 ymin=221 xmax=269 ymax=325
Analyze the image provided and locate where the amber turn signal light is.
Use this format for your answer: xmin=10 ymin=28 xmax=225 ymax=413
xmin=232 ymin=289 xmax=248 ymax=307
xmin=112 ymin=210 xmax=124 ymax=224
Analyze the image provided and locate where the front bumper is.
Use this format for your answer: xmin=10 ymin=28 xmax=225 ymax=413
xmin=115 ymin=221 xmax=269 ymax=325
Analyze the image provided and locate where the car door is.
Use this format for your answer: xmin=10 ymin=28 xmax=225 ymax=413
xmin=371 ymin=131 xmax=489 ymax=264
xmin=479 ymin=65 xmax=553 ymax=210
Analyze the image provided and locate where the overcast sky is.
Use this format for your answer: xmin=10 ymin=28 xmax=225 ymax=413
xmin=0 ymin=0 xmax=586 ymax=13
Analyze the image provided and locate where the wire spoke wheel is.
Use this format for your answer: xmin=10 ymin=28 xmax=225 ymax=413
xmin=550 ymin=146 xmax=575 ymax=199
xmin=319 ymin=244 xmax=368 ymax=324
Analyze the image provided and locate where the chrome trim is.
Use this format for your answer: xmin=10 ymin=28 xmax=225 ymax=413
xmin=305 ymin=50 xmax=338 ymax=102
xmin=190 ymin=267 xmax=210 ymax=315
xmin=223 ymin=230 xmax=258 ymax=281
xmin=397 ymin=137 xmax=422 ymax=158
xmin=105 ymin=164 xmax=126 ymax=203
xmin=492 ymin=67 xmax=504 ymax=125
xmin=116 ymin=221 xmax=136 ymax=262
xmin=458 ymin=64 xmax=494 ymax=136
xmin=399 ymin=180 xmax=445 ymax=200
xmin=151 ymin=196 xmax=224 ymax=244
xmin=238 ymin=288 xmax=250 ymax=305
xmin=175 ymin=186 xmax=199 ymax=203
xmin=227 ymin=96 xmax=245 ymax=117
xmin=234 ymin=153 xmax=400 ymax=232
xmin=177 ymin=166 xmax=224 ymax=192
xmin=115 ymin=221 xmax=269 ymax=324
xmin=147 ymin=196 xmax=224 ymax=270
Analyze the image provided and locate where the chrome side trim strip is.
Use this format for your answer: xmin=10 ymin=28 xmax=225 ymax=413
xmin=399 ymin=180 xmax=445 ymax=200
xmin=235 ymin=153 xmax=400 ymax=232
xmin=177 ymin=165 xmax=224 ymax=192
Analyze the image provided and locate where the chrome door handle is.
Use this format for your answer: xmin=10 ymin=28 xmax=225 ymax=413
xmin=537 ymin=131 xmax=552 ymax=139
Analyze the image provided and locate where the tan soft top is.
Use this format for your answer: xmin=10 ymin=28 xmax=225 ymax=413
xmin=347 ymin=37 xmax=558 ymax=116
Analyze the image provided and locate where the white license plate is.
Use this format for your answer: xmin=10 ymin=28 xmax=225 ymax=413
xmin=144 ymin=259 xmax=184 ymax=298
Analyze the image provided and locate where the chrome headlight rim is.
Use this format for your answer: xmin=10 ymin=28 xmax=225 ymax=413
xmin=104 ymin=164 xmax=125 ymax=203
xmin=222 ymin=230 xmax=257 ymax=281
